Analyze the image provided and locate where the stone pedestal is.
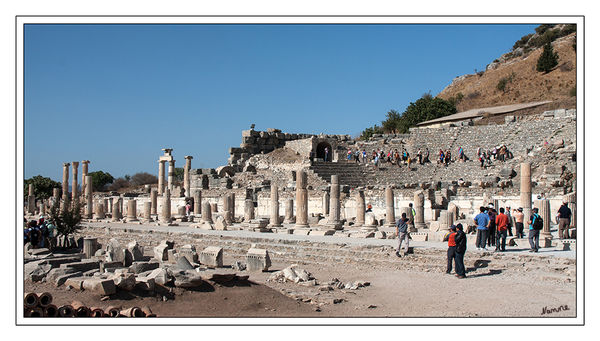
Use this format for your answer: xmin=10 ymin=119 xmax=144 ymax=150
xmin=568 ymin=202 xmax=576 ymax=229
xmin=201 ymin=201 xmax=213 ymax=223
xmin=385 ymin=187 xmax=395 ymax=227
xmin=413 ymin=191 xmax=426 ymax=230
xmin=95 ymin=202 xmax=105 ymax=219
xmin=193 ymin=190 xmax=201 ymax=216
xmin=161 ymin=190 xmax=171 ymax=223
xmin=143 ymin=202 xmax=152 ymax=221
xmin=158 ymin=160 xmax=166 ymax=195
xmin=184 ymin=156 xmax=193 ymax=197
xmin=112 ymin=198 xmax=121 ymax=221
xmin=284 ymin=198 xmax=294 ymax=224
xmin=520 ymin=162 xmax=532 ymax=221
xmin=71 ymin=161 xmax=79 ymax=201
xmin=83 ymin=238 xmax=98 ymax=259
xmin=150 ymin=189 xmax=158 ymax=215
xmin=295 ymin=170 xmax=309 ymax=228
xmin=269 ymin=185 xmax=281 ymax=227
xmin=355 ymin=190 xmax=366 ymax=227
xmin=127 ymin=200 xmax=138 ymax=221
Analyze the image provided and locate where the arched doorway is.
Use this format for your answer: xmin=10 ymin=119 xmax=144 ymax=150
xmin=316 ymin=142 xmax=332 ymax=161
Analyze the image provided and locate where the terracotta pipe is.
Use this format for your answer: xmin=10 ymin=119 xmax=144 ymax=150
xmin=37 ymin=292 xmax=53 ymax=308
xmin=44 ymin=304 xmax=58 ymax=317
xmin=58 ymin=305 xmax=74 ymax=317
xmin=141 ymin=306 xmax=156 ymax=317
xmin=24 ymin=292 xmax=38 ymax=309
xmin=120 ymin=307 xmax=144 ymax=317
xmin=71 ymin=301 xmax=90 ymax=317
xmin=104 ymin=306 xmax=120 ymax=317
xmin=24 ymin=307 xmax=44 ymax=317
xmin=89 ymin=307 xmax=105 ymax=317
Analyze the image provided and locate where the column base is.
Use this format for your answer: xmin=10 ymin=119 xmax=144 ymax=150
xmin=360 ymin=225 xmax=378 ymax=232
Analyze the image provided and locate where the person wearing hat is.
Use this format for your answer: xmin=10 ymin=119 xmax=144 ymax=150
xmin=443 ymin=224 xmax=458 ymax=274
xmin=557 ymin=201 xmax=572 ymax=239
xmin=513 ymin=207 xmax=525 ymax=238
xmin=454 ymin=223 xmax=467 ymax=278
xmin=528 ymin=207 xmax=542 ymax=252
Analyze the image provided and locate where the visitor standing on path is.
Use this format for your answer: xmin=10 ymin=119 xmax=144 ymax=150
xmin=324 ymin=147 xmax=329 ymax=162
xmin=474 ymin=206 xmax=490 ymax=250
xmin=454 ymin=224 xmax=467 ymax=278
xmin=557 ymin=201 xmax=572 ymax=239
xmin=487 ymin=205 xmax=497 ymax=247
xmin=495 ymin=207 xmax=509 ymax=252
xmin=505 ymin=206 xmax=513 ymax=237
xmin=528 ymin=207 xmax=542 ymax=252
xmin=513 ymin=207 xmax=525 ymax=238
xmin=443 ymin=225 xmax=458 ymax=274
xmin=395 ymin=212 xmax=410 ymax=257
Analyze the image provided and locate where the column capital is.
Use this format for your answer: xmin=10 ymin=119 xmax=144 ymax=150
xmin=72 ymin=161 xmax=79 ymax=167
xmin=184 ymin=155 xmax=193 ymax=160
xmin=63 ymin=162 xmax=70 ymax=167
xmin=158 ymin=159 xmax=167 ymax=164
xmin=81 ymin=160 xmax=90 ymax=164
xmin=162 ymin=148 xmax=173 ymax=155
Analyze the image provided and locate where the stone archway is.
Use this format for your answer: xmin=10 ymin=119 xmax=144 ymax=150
xmin=316 ymin=142 xmax=332 ymax=161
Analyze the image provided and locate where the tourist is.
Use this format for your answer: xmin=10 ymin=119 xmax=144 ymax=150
xmin=557 ymin=201 xmax=572 ymax=239
xmin=417 ymin=149 xmax=423 ymax=164
xmin=454 ymin=223 xmax=467 ymax=278
xmin=513 ymin=207 xmax=525 ymax=238
xmin=366 ymin=204 xmax=373 ymax=213
xmin=347 ymin=148 xmax=352 ymax=161
xmin=487 ymin=204 xmax=497 ymax=247
xmin=354 ymin=149 xmax=361 ymax=163
xmin=528 ymin=207 xmax=542 ymax=252
xmin=38 ymin=218 xmax=49 ymax=248
xmin=424 ymin=148 xmax=430 ymax=163
xmin=362 ymin=149 xmax=367 ymax=163
xmin=324 ymin=147 xmax=329 ymax=162
xmin=474 ymin=206 xmax=490 ymax=250
xmin=443 ymin=225 xmax=458 ymax=274
xmin=185 ymin=202 xmax=191 ymax=216
xmin=28 ymin=220 xmax=40 ymax=248
xmin=495 ymin=207 xmax=509 ymax=252
xmin=409 ymin=203 xmax=416 ymax=223
xmin=439 ymin=149 xmax=444 ymax=164
xmin=445 ymin=149 xmax=451 ymax=166
xmin=395 ymin=212 xmax=410 ymax=257
xmin=458 ymin=146 xmax=465 ymax=161
xmin=505 ymin=206 xmax=513 ymax=237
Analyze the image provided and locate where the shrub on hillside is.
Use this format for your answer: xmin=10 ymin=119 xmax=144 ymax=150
xmin=536 ymin=42 xmax=559 ymax=73
xmin=360 ymin=124 xmax=384 ymax=140
xmin=88 ymin=171 xmax=114 ymax=191
xmin=107 ymin=177 xmax=129 ymax=191
xmin=129 ymin=172 xmax=158 ymax=186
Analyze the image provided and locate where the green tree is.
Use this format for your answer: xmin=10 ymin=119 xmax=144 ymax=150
xmin=24 ymin=175 xmax=61 ymax=201
xmin=536 ymin=42 xmax=559 ymax=73
xmin=381 ymin=109 xmax=402 ymax=133
xmin=49 ymin=199 xmax=82 ymax=238
xmin=396 ymin=95 xmax=457 ymax=133
xmin=130 ymin=172 xmax=158 ymax=186
xmin=88 ymin=171 xmax=114 ymax=191
xmin=359 ymin=124 xmax=384 ymax=140
xmin=174 ymin=168 xmax=184 ymax=182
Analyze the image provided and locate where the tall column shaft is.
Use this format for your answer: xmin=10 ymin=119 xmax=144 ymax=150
xmin=193 ymin=190 xmax=201 ymax=215
xmin=355 ymin=190 xmax=365 ymax=226
xmin=127 ymin=200 xmax=138 ymax=221
xmin=322 ymin=192 xmax=330 ymax=216
xmin=537 ymin=199 xmax=552 ymax=239
xmin=184 ymin=156 xmax=193 ymax=197
xmin=143 ymin=202 xmax=151 ymax=220
xmin=62 ymin=163 xmax=70 ymax=203
xmin=81 ymin=160 xmax=90 ymax=198
xmin=245 ymin=199 xmax=255 ymax=222
xmin=520 ymin=162 xmax=532 ymax=220
xmin=167 ymin=160 xmax=175 ymax=191
xmin=158 ymin=160 xmax=166 ymax=195
xmin=95 ymin=201 xmax=105 ymax=219
xmin=150 ymin=189 xmax=158 ymax=215
xmin=223 ymin=194 xmax=232 ymax=224
xmin=161 ymin=189 xmax=171 ymax=222
xmin=71 ymin=161 xmax=79 ymax=201
xmin=385 ymin=187 xmax=395 ymax=226
xmin=295 ymin=170 xmax=309 ymax=228
xmin=85 ymin=175 xmax=93 ymax=219
xmin=327 ymin=175 xmax=341 ymax=229
xmin=284 ymin=198 xmax=294 ymax=224
xmin=414 ymin=191 xmax=426 ymax=229
xmin=112 ymin=198 xmax=121 ymax=221
xmin=230 ymin=193 xmax=235 ymax=221
xmin=269 ymin=185 xmax=281 ymax=227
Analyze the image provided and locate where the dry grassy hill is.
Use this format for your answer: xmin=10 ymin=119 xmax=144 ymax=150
xmin=437 ymin=32 xmax=576 ymax=112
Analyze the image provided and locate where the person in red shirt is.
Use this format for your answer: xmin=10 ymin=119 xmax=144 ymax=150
xmin=495 ymin=207 xmax=510 ymax=251
xmin=443 ymin=225 xmax=458 ymax=274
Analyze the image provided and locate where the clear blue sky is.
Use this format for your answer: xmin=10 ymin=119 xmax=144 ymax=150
xmin=24 ymin=24 xmax=538 ymax=182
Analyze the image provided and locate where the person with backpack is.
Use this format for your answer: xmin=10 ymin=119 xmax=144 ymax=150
xmin=454 ymin=223 xmax=467 ymax=278
xmin=528 ymin=207 xmax=543 ymax=252
xmin=395 ymin=212 xmax=410 ymax=257
xmin=443 ymin=225 xmax=458 ymax=274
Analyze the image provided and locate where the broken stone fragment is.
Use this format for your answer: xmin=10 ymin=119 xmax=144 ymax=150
xmin=172 ymin=270 xmax=204 ymax=288
xmin=199 ymin=246 xmax=223 ymax=268
xmin=246 ymin=248 xmax=271 ymax=272
xmin=109 ymin=272 xmax=136 ymax=291
xmin=147 ymin=267 xmax=171 ymax=285
xmin=126 ymin=240 xmax=144 ymax=261
xmin=82 ymin=278 xmax=117 ymax=295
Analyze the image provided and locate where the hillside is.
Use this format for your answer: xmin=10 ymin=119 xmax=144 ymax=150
xmin=437 ymin=31 xmax=576 ymax=113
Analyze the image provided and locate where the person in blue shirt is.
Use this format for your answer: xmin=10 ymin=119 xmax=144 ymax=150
xmin=473 ymin=206 xmax=491 ymax=250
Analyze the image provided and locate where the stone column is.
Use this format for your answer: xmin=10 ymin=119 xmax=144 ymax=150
xmin=223 ymin=194 xmax=232 ymax=224
xmin=184 ymin=156 xmax=193 ymax=197
xmin=143 ymin=202 xmax=151 ymax=221
xmin=27 ymin=184 xmax=35 ymax=214
xmin=322 ymin=192 xmax=330 ymax=217
xmin=284 ymin=198 xmax=294 ymax=224
xmin=537 ymin=199 xmax=552 ymax=239
xmin=157 ymin=160 xmax=166 ymax=195
xmin=202 ymin=201 xmax=213 ymax=223
xmin=112 ymin=198 xmax=121 ymax=221
xmin=61 ymin=162 xmax=70 ymax=208
xmin=520 ymin=162 xmax=532 ymax=221
xmin=83 ymin=238 xmax=98 ymax=259
xmin=355 ymin=190 xmax=365 ymax=227
xmin=71 ymin=161 xmax=79 ymax=201
xmin=385 ymin=187 xmax=395 ymax=227
xmin=439 ymin=210 xmax=453 ymax=230
xmin=107 ymin=198 xmax=113 ymax=214
xmin=295 ymin=170 xmax=309 ymax=228
xmin=40 ymin=200 xmax=46 ymax=215
xmin=150 ymin=189 xmax=158 ymax=215
xmin=193 ymin=190 xmax=201 ymax=216
xmin=127 ymin=200 xmax=138 ymax=221
xmin=447 ymin=202 xmax=458 ymax=221
xmin=414 ymin=191 xmax=426 ymax=230
xmin=568 ymin=202 xmax=576 ymax=230
xmin=53 ymin=188 xmax=60 ymax=201
xmin=244 ymin=199 xmax=255 ymax=222
xmin=161 ymin=189 xmax=171 ymax=222
xmin=327 ymin=175 xmax=342 ymax=229
xmin=269 ymin=185 xmax=281 ymax=227
xmin=85 ymin=175 xmax=93 ymax=219
xmin=95 ymin=201 xmax=105 ymax=219
xmin=168 ymin=160 xmax=175 ymax=191
xmin=230 ymin=193 xmax=236 ymax=222
xmin=81 ymin=160 xmax=90 ymax=198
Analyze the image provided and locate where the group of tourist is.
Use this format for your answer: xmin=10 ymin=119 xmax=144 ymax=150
xmin=24 ymin=217 xmax=56 ymax=249
xmin=347 ymin=148 xmax=431 ymax=169
xmin=477 ymin=145 xmax=513 ymax=168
